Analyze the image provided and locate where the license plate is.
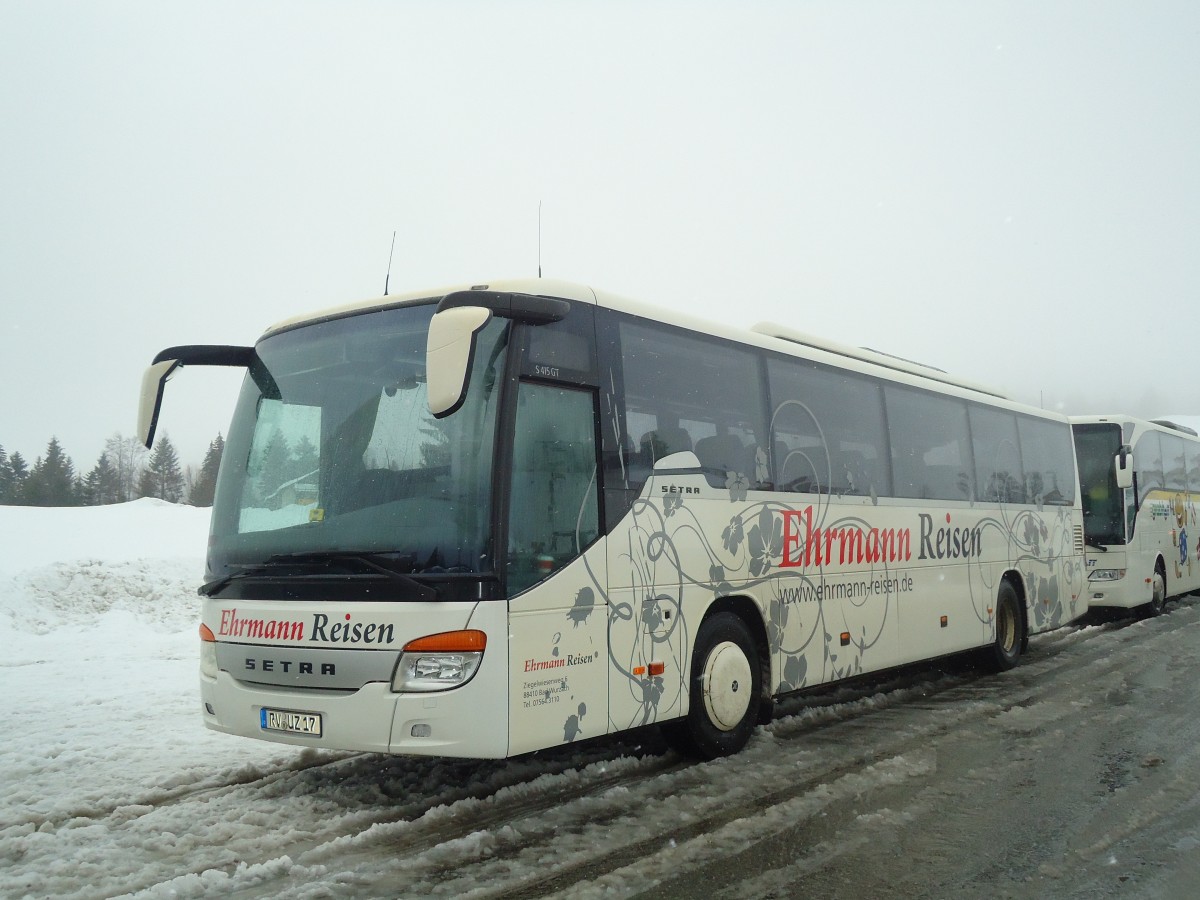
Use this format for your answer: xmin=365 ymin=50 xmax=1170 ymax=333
xmin=260 ymin=707 xmax=323 ymax=737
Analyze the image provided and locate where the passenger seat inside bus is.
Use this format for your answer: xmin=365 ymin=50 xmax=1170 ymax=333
xmin=639 ymin=416 xmax=693 ymax=463
xmin=695 ymin=433 xmax=749 ymax=475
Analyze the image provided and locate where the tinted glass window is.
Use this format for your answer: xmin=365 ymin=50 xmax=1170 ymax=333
xmin=1162 ymin=434 xmax=1188 ymax=491
xmin=523 ymin=305 xmax=596 ymax=384
xmin=211 ymin=305 xmax=507 ymax=575
xmin=1072 ymin=423 xmax=1125 ymax=543
xmin=885 ymin=386 xmax=972 ymax=501
xmin=767 ymin=360 xmax=891 ymax=497
xmin=1018 ymin=417 xmax=1076 ymax=505
xmin=619 ymin=320 xmax=768 ymax=489
xmin=1186 ymin=440 xmax=1200 ymax=492
xmin=507 ymin=383 xmax=600 ymax=596
xmin=1134 ymin=431 xmax=1164 ymax=493
xmin=970 ymin=406 xmax=1024 ymax=503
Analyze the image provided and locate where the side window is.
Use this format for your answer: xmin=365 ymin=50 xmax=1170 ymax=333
xmin=969 ymin=406 xmax=1024 ymax=504
xmin=1186 ymin=440 xmax=1200 ymax=492
xmin=1162 ymin=435 xmax=1188 ymax=491
xmin=885 ymin=386 xmax=972 ymax=501
xmin=1018 ymin=417 xmax=1076 ymax=505
xmin=1133 ymin=431 xmax=1164 ymax=494
xmin=619 ymin=320 xmax=767 ymax=489
xmin=767 ymin=360 xmax=891 ymax=497
xmin=507 ymin=383 xmax=600 ymax=597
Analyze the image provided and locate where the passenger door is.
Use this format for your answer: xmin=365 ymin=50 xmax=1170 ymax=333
xmin=505 ymin=381 xmax=607 ymax=754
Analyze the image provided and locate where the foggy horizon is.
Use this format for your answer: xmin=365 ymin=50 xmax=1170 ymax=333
xmin=3 ymin=1 xmax=1197 ymax=469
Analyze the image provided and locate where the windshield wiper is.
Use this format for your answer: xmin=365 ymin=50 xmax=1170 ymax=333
xmin=200 ymin=565 xmax=260 ymax=596
xmin=201 ymin=553 xmax=437 ymax=601
xmin=269 ymin=552 xmax=438 ymax=601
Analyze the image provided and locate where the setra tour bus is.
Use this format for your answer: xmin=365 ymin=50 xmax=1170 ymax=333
xmin=1070 ymin=415 xmax=1200 ymax=617
xmin=139 ymin=278 xmax=1086 ymax=760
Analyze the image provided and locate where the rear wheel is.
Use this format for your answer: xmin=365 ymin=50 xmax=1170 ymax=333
xmin=662 ymin=612 xmax=762 ymax=759
xmin=982 ymin=581 xmax=1023 ymax=671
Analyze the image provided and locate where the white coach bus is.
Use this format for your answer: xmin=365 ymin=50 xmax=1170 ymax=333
xmin=139 ymin=279 xmax=1086 ymax=760
xmin=1071 ymin=415 xmax=1200 ymax=617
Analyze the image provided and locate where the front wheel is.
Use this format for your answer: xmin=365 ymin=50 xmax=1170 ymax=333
xmin=981 ymin=581 xmax=1023 ymax=672
xmin=662 ymin=612 xmax=762 ymax=759
xmin=1139 ymin=568 xmax=1167 ymax=618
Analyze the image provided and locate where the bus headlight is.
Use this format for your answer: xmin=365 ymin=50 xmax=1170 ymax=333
xmin=393 ymin=629 xmax=486 ymax=692
xmin=1088 ymin=569 xmax=1126 ymax=582
xmin=199 ymin=623 xmax=219 ymax=679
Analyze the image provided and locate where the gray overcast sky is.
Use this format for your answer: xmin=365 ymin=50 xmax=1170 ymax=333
xmin=2 ymin=0 xmax=1198 ymax=469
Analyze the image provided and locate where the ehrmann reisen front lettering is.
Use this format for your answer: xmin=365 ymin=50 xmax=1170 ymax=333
xmin=218 ymin=608 xmax=305 ymax=641
xmin=216 ymin=610 xmax=397 ymax=645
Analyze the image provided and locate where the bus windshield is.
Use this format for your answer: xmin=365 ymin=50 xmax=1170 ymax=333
xmin=207 ymin=302 xmax=510 ymax=581
xmin=1072 ymin=422 xmax=1126 ymax=546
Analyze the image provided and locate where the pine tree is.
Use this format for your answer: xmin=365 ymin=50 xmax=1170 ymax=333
xmin=290 ymin=435 xmax=318 ymax=482
xmin=23 ymin=438 xmax=77 ymax=507
xmin=81 ymin=452 xmax=122 ymax=506
xmin=6 ymin=452 xmax=29 ymax=503
xmin=254 ymin=433 xmax=293 ymax=506
xmin=138 ymin=434 xmax=185 ymax=502
xmin=0 ymin=445 xmax=12 ymax=504
xmin=190 ymin=434 xmax=224 ymax=507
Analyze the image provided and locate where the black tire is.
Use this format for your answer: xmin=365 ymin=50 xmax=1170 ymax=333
xmin=1138 ymin=567 xmax=1167 ymax=619
xmin=662 ymin=612 xmax=762 ymax=760
xmin=982 ymin=581 xmax=1023 ymax=672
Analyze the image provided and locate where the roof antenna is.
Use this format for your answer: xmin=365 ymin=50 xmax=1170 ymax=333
xmin=538 ymin=201 xmax=542 ymax=278
xmin=384 ymin=230 xmax=396 ymax=296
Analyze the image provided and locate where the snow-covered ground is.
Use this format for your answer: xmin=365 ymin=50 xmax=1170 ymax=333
xmin=3 ymin=501 xmax=1199 ymax=899
xmin=0 ymin=502 xmax=290 ymax=896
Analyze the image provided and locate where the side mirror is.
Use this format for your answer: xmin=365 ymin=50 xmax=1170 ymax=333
xmin=1114 ymin=445 xmax=1134 ymax=490
xmin=137 ymin=345 xmax=253 ymax=448
xmin=426 ymin=306 xmax=493 ymax=418
xmin=425 ymin=290 xmax=571 ymax=418
xmin=138 ymin=359 xmax=182 ymax=449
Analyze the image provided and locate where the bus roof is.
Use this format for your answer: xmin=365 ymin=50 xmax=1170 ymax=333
xmin=1070 ymin=414 xmax=1200 ymax=438
xmin=259 ymin=276 xmax=1031 ymax=413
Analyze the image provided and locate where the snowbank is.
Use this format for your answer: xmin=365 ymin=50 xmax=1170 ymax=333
xmin=0 ymin=497 xmax=209 ymax=576
xmin=0 ymin=499 xmax=210 ymax=634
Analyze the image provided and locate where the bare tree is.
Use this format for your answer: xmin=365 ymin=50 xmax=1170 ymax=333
xmin=104 ymin=432 xmax=148 ymax=503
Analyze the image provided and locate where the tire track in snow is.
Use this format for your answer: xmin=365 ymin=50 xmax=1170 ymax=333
xmin=46 ymin=596 xmax=1196 ymax=900
xmin=235 ymin=599 xmax=1200 ymax=898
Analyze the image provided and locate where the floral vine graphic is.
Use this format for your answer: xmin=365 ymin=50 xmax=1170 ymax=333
xmin=603 ymin=447 xmax=1084 ymax=723
xmin=596 ymin=393 xmax=1085 ymax=737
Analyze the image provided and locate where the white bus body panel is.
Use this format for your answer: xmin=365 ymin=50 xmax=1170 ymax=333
xmin=1084 ymin=491 xmax=1200 ymax=609
xmin=598 ymin=455 xmax=1085 ymax=734
xmin=506 ymin=540 xmax=612 ymax=756
xmin=502 ymin=463 xmax=1086 ymax=751
xmin=1082 ymin=549 xmax=1151 ymax=609
xmin=200 ymin=599 xmax=510 ymax=757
